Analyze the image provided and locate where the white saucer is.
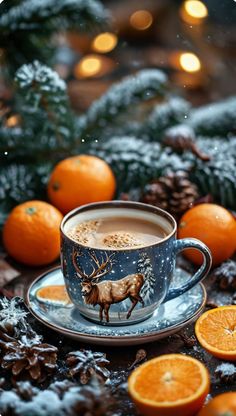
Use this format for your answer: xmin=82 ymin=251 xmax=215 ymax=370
xmin=26 ymin=267 xmax=206 ymax=346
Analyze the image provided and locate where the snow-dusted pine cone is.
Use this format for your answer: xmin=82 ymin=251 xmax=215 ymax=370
xmin=163 ymin=125 xmax=211 ymax=161
xmin=0 ymin=298 xmax=29 ymax=337
xmin=0 ymin=378 xmax=111 ymax=416
xmin=142 ymin=171 xmax=199 ymax=218
xmin=213 ymin=260 xmax=236 ymax=291
xmin=0 ymin=331 xmax=58 ymax=382
xmin=215 ymin=363 xmax=236 ymax=384
xmin=66 ymin=349 xmax=110 ymax=384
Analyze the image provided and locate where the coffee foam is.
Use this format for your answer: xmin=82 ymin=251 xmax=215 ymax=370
xmin=64 ymin=207 xmax=173 ymax=234
xmin=66 ymin=220 xmax=100 ymax=245
xmin=67 ymin=221 xmax=142 ymax=249
xmin=102 ymin=232 xmax=142 ymax=248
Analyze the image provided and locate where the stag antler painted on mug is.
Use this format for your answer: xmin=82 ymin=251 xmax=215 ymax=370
xmin=72 ymin=248 xmax=145 ymax=322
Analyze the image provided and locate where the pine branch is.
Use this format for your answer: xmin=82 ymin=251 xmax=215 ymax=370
xmin=0 ymin=0 xmax=109 ymax=33
xmin=0 ymin=163 xmax=52 ymax=227
xmin=185 ymin=136 xmax=236 ymax=208
xmin=190 ymin=160 xmax=236 ymax=209
xmin=77 ymin=69 xmax=168 ymax=139
xmin=0 ymin=126 xmax=33 ymax=160
xmin=15 ymin=61 xmax=76 ymax=151
xmin=0 ymin=0 xmax=109 ymax=72
xmin=88 ymin=136 xmax=191 ymax=192
xmin=0 ymin=62 xmax=77 ymax=160
xmin=142 ymin=97 xmax=191 ymax=141
xmin=188 ymin=96 xmax=236 ymax=137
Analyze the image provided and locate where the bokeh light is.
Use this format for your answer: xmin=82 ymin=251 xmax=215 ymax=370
xmin=130 ymin=10 xmax=153 ymax=31
xmin=179 ymin=52 xmax=201 ymax=72
xmin=180 ymin=0 xmax=208 ymax=24
xmin=75 ymin=55 xmax=102 ymax=78
xmin=6 ymin=115 xmax=21 ymax=127
xmin=185 ymin=0 xmax=208 ymax=18
xmin=92 ymin=32 xmax=118 ymax=53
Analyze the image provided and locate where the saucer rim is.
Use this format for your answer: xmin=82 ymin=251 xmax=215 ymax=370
xmin=26 ymin=266 xmax=207 ymax=342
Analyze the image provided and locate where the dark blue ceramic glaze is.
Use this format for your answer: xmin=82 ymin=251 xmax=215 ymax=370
xmin=61 ymin=201 xmax=212 ymax=325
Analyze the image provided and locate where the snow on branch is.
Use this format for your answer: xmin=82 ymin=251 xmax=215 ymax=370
xmin=0 ymin=0 xmax=109 ymax=33
xmin=78 ymin=69 xmax=168 ymax=137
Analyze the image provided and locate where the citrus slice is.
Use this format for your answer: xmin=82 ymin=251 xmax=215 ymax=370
xmin=36 ymin=285 xmax=72 ymax=306
xmin=198 ymin=392 xmax=236 ymax=416
xmin=195 ymin=306 xmax=236 ymax=360
xmin=128 ymin=354 xmax=210 ymax=416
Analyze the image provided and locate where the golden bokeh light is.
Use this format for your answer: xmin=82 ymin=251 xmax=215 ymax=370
xmin=130 ymin=10 xmax=153 ymax=31
xmin=180 ymin=0 xmax=208 ymax=24
xmin=92 ymin=32 xmax=118 ymax=53
xmin=75 ymin=55 xmax=102 ymax=78
xmin=179 ymin=52 xmax=201 ymax=72
xmin=74 ymin=55 xmax=115 ymax=79
xmin=6 ymin=115 xmax=21 ymax=127
xmin=185 ymin=0 xmax=208 ymax=18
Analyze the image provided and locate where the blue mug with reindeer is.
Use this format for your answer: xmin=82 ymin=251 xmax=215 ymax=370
xmin=61 ymin=201 xmax=212 ymax=326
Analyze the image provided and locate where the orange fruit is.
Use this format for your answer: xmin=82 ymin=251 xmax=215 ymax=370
xmin=47 ymin=155 xmax=116 ymax=214
xmin=128 ymin=354 xmax=210 ymax=416
xmin=195 ymin=306 xmax=236 ymax=360
xmin=178 ymin=203 xmax=236 ymax=266
xmin=198 ymin=392 xmax=236 ymax=416
xmin=3 ymin=200 xmax=63 ymax=266
xmin=36 ymin=285 xmax=72 ymax=305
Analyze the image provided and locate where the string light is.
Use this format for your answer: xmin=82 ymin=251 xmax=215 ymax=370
xmin=6 ymin=115 xmax=21 ymax=127
xmin=180 ymin=0 xmax=208 ymax=24
xmin=179 ymin=52 xmax=201 ymax=72
xmin=75 ymin=55 xmax=102 ymax=78
xmin=92 ymin=32 xmax=118 ymax=53
xmin=74 ymin=55 xmax=115 ymax=78
xmin=130 ymin=10 xmax=153 ymax=31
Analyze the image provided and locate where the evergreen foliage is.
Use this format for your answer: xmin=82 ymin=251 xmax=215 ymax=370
xmin=143 ymin=97 xmax=191 ymax=141
xmin=1 ymin=0 xmax=236 ymax=224
xmin=77 ymin=69 xmax=168 ymax=139
xmin=188 ymin=97 xmax=236 ymax=137
xmin=188 ymin=137 xmax=236 ymax=208
xmin=0 ymin=163 xmax=51 ymax=226
xmin=138 ymin=253 xmax=156 ymax=303
xmin=0 ymin=61 xmax=76 ymax=162
xmin=88 ymin=136 xmax=190 ymax=192
xmin=0 ymin=0 xmax=109 ymax=73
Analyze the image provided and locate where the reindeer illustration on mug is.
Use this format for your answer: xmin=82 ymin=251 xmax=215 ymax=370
xmin=72 ymin=248 xmax=145 ymax=322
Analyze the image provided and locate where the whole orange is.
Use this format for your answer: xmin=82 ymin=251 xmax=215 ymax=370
xmin=47 ymin=155 xmax=116 ymax=214
xmin=198 ymin=392 xmax=236 ymax=416
xmin=3 ymin=200 xmax=63 ymax=266
xmin=178 ymin=203 xmax=236 ymax=266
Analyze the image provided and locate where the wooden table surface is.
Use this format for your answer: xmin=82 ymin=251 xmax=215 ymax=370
xmin=1 ymin=253 xmax=236 ymax=415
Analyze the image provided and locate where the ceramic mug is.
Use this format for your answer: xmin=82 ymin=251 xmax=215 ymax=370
xmin=61 ymin=201 xmax=212 ymax=325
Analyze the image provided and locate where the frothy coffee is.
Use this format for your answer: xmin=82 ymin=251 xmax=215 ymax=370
xmin=66 ymin=216 xmax=166 ymax=249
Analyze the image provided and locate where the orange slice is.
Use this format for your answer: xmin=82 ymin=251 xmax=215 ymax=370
xmin=198 ymin=392 xmax=236 ymax=416
xmin=36 ymin=285 xmax=72 ymax=306
xmin=195 ymin=306 xmax=236 ymax=360
xmin=128 ymin=354 xmax=210 ymax=416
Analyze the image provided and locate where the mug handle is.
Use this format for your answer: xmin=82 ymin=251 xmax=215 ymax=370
xmin=163 ymin=238 xmax=212 ymax=303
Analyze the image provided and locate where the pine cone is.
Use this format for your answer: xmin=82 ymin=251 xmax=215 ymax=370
xmin=0 ymin=297 xmax=30 ymax=337
xmin=64 ymin=379 xmax=112 ymax=416
xmin=163 ymin=125 xmax=211 ymax=161
xmin=66 ymin=349 xmax=110 ymax=384
xmin=142 ymin=171 xmax=199 ymax=218
xmin=213 ymin=260 xmax=236 ymax=291
xmin=0 ymin=378 xmax=111 ymax=416
xmin=13 ymin=381 xmax=39 ymax=400
xmin=0 ymin=331 xmax=58 ymax=382
xmin=215 ymin=363 xmax=236 ymax=384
